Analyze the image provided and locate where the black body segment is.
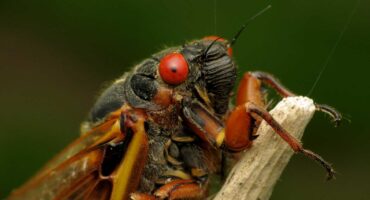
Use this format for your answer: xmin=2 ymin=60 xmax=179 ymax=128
xmin=130 ymin=74 xmax=158 ymax=101
xmin=201 ymin=42 xmax=236 ymax=114
xmin=89 ymin=78 xmax=127 ymax=123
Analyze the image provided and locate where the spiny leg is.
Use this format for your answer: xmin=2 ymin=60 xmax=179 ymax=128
xmin=315 ymin=103 xmax=342 ymax=127
xmin=130 ymin=193 xmax=156 ymax=200
xmin=246 ymin=71 xmax=342 ymax=126
xmin=130 ymin=180 xmax=203 ymax=200
xmin=245 ymin=102 xmax=335 ymax=180
xmin=183 ymin=71 xmax=337 ymax=179
xmin=250 ymin=71 xmax=296 ymax=97
xmin=154 ymin=179 xmax=205 ymax=200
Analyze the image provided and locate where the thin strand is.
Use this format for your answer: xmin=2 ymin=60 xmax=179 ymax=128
xmin=214 ymin=0 xmax=217 ymax=34
xmin=307 ymin=0 xmax=361 ymax=96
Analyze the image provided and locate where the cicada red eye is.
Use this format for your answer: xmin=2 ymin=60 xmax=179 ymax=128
xmin=159 ymin=52 xmax=189 ymax=85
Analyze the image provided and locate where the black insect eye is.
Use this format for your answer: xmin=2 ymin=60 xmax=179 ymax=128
xmin=159 ymin=53 xmax=189 ymax=85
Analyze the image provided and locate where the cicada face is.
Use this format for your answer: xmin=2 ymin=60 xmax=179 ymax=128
xmin=88 ymin=37 xmax=236 ymax=128
xmin=80 ymin=36 xmax=237 ymax=143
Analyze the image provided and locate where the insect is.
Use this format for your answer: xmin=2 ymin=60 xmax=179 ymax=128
xmin=7 ymin=10 xmax=342 ymax=200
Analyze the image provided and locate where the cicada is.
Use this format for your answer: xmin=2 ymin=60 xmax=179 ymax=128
xmin=7 ymin=33 xmax=341 ymax=200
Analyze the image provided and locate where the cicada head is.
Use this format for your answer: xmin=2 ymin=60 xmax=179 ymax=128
xmin=155 ymin=36 xmax=237 ymax=115
xmin=88 ymin=36 xmax=236 ymax=126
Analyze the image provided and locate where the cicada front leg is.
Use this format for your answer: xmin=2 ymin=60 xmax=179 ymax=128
xmin=131 ymin=179 xmax=204 ymax=200
xmin=154 ymin=179 xmax=205 ymax=200
xmin=130 ymin=192 xmax=156 ymax=200
xmin=224 ymin=71 xmax=342 ymax=179
xmin=240 ymin=71 xmax=342 ymax=125
xmin=184 ymin=71 xmax=341 ymax=180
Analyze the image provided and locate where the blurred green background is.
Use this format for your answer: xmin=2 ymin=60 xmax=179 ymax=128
xmin=0 ymin=0 xmax=369 ymax=199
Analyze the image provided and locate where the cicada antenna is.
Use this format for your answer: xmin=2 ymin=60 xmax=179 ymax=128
xmin=202 ymin=36 xmax=223 ymax=60
xmin=202 ymin=5 xmax=272 ymax=59
xmin=230 ymin=5 xmax=272 ymax=46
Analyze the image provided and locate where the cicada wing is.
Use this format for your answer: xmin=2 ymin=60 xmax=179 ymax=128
xmin=7 ymin=143 xmax=107 ymax=200
xmin=58 ymin=171 xmax=100 ymax=200
xmin=7 ymin=111 xmax=122 ymax=200
xmin=37 ymin=112 xmax=120 ymax=178
xmin=84 ymin=180 xmax=113 ymax=200
xmin=8 ymin=108 xmax=150 ymax=200
xmin=58 ymin=173 xmax=112 ymax=200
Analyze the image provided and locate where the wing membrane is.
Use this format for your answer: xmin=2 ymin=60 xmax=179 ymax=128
xmin=38 ymin=115 xmax=120 ymax=177
xmin=8 ymin=144 xmax=106 ymax=200
xmin=7 ymin=113 xmax=121 ymax=200
xmin=7 ymin=109 xmax=149 ymax=200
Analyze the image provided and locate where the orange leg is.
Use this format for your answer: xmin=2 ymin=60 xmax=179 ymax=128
xmin=130 ymin=179 xmax=205 ymax=200
xmin=236 ymin=72 xmax=267 ymax=106
xmin=183 ymin=101 xmax=225 ymax=147
xmin=183 ymin=72 xmax=295 ymax=151
xmin=246 ymin=102 xmax=335 ymax=179
xmin=224 ymin=72 xmax=266 ymax=151
xmin=244 ymin=71 xmax=342 ymax=125
xmin=130 ymin=193 xmax=156 ymax=200
xmin=248 ymin=71 xmax=296 ymax=97
xmin=154 ymin=179 xmax=205 ymax=200
xmin=184 ymin=71 xmax=337 ymax=179
xmin=226 ymin=71 xmax=335 ymax=179
xmin=182 ymin=72 xmax=266 ymax=150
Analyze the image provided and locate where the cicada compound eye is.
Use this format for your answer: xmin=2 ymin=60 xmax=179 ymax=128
xmin=159 ymin=52 xmax=189 ymax=85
